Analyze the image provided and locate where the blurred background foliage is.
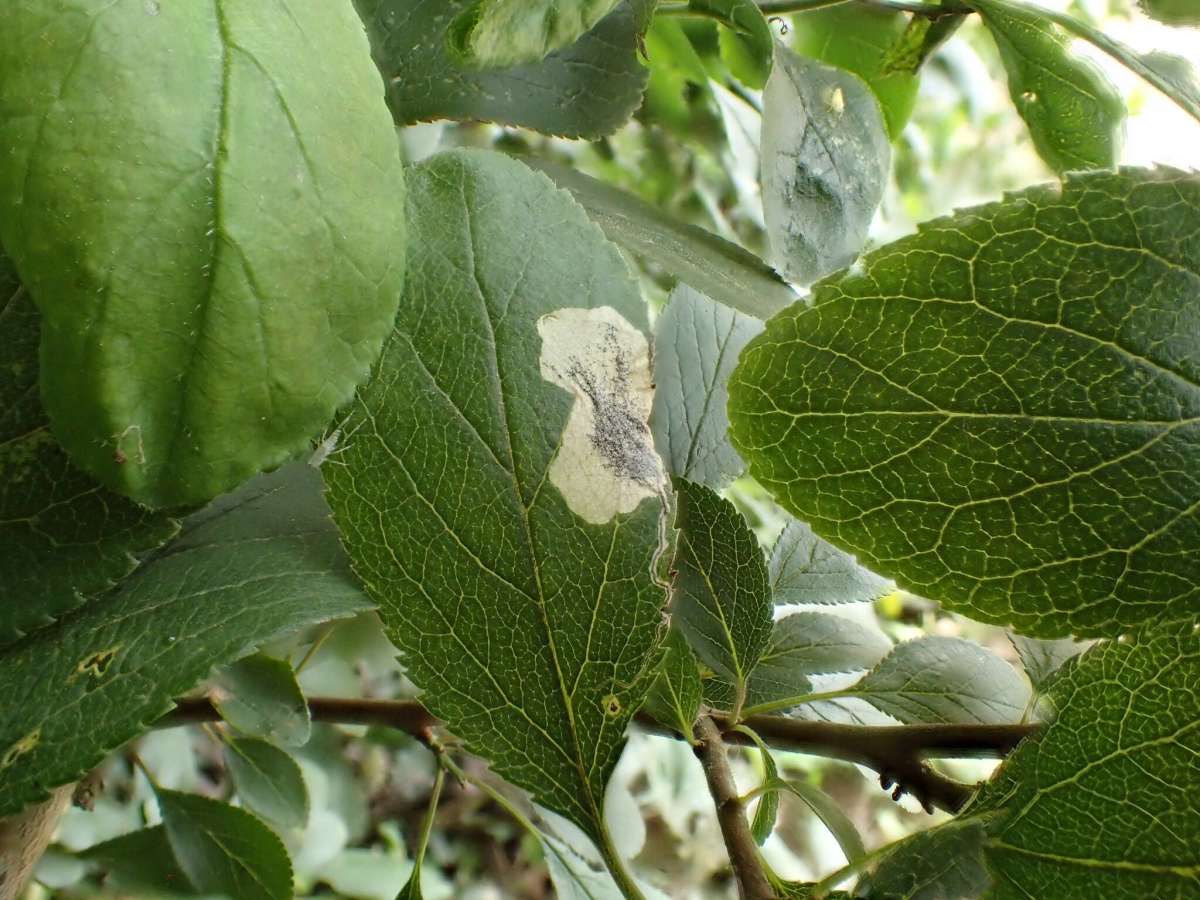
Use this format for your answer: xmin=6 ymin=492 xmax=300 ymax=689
xmin=27 ymin=0 xmax=1199 ymax=896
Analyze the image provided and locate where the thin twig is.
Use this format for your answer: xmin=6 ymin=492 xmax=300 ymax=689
xmin=694 ymin=716 xmax=777 ymax=900
xmin=159 ymin=697 xmax=1037 ymax=813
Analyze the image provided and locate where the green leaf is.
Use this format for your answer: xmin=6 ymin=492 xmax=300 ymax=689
xmin=1140 ymin=0 xmax=1200 ymax=25
xmin=535 ymin=807 xmax=671 ymax=900
xmin=789 ymin=5 xmax=920 ymax=139
xmin=709 ymin=613 xmax=890 ymax=714
xmin=223 ymin=737 xmax=309 ymax=830
xmin=727 ymin=725 xmax=780 ymax=845
xmin=749 ymin=748 xmax=780 ymax=846
xmin=883 ymin=14 xmax=967 ymax=76
xmin=761 ymin=45 xmax=891 ymax=286
xmin=0 ymin=1 xmax=406 ymax=508
xmin=1008 ymin=633 xmax=1086 ymax=691
xmin=686 ymin=0 xmax=774 ymax=90
xmin=764 ymin=776 xmax=865 ymax=864
xmin=728 ymin=168 xmax=1200 ymax=639
xmin=642 ymin=628 xmax=702 ymax=742
xmin=0 ymin=262 xmax=177 ymax=645
xmin=975 ymin=634 xmax=1200 ymax=898
xmin=213 ymin=654 xmax=311 ymax=748
xmin=524 ymin=158 xmax=796 ymax=319
xmin=324 ymin=150 xmax=669 ymax=857
xmin=0 ymin=463 xmax=372 ymax=815
xmin=649 ymin=285 xmax=764 ymax=491
xmin=355 ymin=0 xmax=647 ymax=140
xmin=855 ymin=817 xmax=993 ymax=899
xmin=1002 ymin=1 xmax=1200 ymax=127
xmin=80 ymin=826 xmax=193 ymax=895
xmin=835 ymin=636 xmax=1031 ymax=725
xmin=158 ymin=790 xmax=292 ymax=900
xmin=448 ymin=0 xmax=623 ymax=68
xmin=974 ymin=0 xmax=1124 ymax=174
xmin=768 ymin=519 xmax=891 ymax=607
xmin=758 ymin=612 xmax=892 ymax=679
xmin=670 ymin=479 xmax=772 ymax=713
xmin=631 ymin=0 xmax=658 ymax=34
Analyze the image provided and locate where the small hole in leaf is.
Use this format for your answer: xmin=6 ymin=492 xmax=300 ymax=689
xmin=602 ymin=694 xmax=622 ymax=718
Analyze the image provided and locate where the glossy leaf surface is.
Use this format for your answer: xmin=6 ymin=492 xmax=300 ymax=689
xmin=0 ymin=0 xmax=407 ymax=506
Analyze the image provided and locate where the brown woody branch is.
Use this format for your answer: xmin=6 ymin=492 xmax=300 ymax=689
xmin=161 ymin=697 xmax=1037 ymax=815
xmin=694 ymin=716 xmax=777 ymax=899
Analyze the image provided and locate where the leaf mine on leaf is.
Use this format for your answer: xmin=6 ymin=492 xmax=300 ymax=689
xmin=537 ymin=306 xmax=666 ymax=525
xmin=324 ymin=150 xmax=670 ymax=858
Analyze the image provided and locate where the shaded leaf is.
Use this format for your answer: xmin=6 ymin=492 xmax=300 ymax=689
xmin=707 ymin=612 xmax=887 ymax=715
xmin=324 ymin=150 xmax=669 ymax=853
xmin=790 ymin=5 xmax=920 ymax=139
xmin=224 ymin=737 xmax=309 ymax=830
xmin=855 ymin=817 xmax=992 ymax=899
xmin=355 ymin=0 xmax=647 ymax=140
xmin=0 ymin=464 xmax=372 ymax=815
xmin=1008 ymin=633 xmax=1087 ymax=691
xmin=839 ymin=637 xmax=1031 ymax=725
xmin=671 ymin=480 xmax=772 ymax=712
xmin=213 ymin=654 xmax=311 ymax=748
xmin=758 ymin=612 xmax=891 ymax=679
xmin=642 ymin=629 xmax=703 ymax=743
xmin=158 ymin=790 xmax=292 ymax=900
xmin=768 ymin=519 xmax=891 ymax=607
xmin=0 ymin=1 xmax=406 ymax=507
xmin=526 ymin=158 xmax=796 ymax=319
xmin=731 ymin=726 xmax=779 ymax=845
xmin=80 ymin=826 xmax=192 ymax=895
xmin=766 ymin=777 xmax=865 ymax=865
xmin=449 ymin=0 xmax=623 ymax=68
xmin=761 ymin=45 xmax=891 ymax=285
xmin=0 ymin=265 xmax=177 ymax=645
xmin=650 ymin=285 xmax=764 ymax=491
xmin=537 ymin=807 xmax=671 ymax=900
xmin=729 ymin=168 xmax=1200 ymax=638
xmin=975 ymin=0 xmax=1124 ymax=173
xmin=976 ymin=634 xmax=1200 ymax=898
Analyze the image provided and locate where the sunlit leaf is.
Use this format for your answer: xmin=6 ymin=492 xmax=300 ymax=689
xmin=975 ymin=0 xmax=1124 ymax=173
xmin=0 ymin=1 xmax=406 ymax=506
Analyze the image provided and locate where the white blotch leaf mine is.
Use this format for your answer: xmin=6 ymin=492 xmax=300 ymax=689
xmin=537 ymin=306 xmax=666 ymax=525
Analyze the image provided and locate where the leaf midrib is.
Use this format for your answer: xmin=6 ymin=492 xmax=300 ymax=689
xmin=458 ymin=179 xmax=608 ymax=835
